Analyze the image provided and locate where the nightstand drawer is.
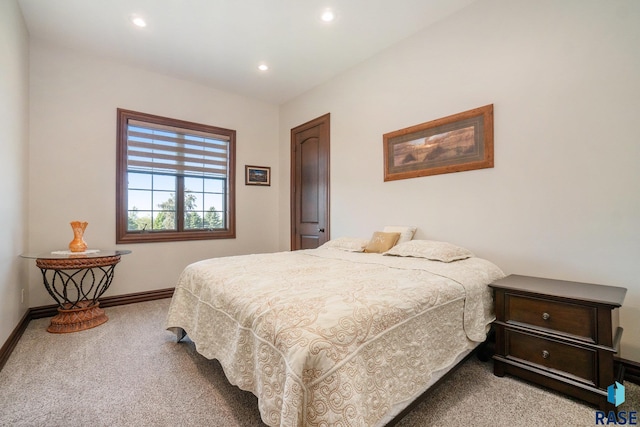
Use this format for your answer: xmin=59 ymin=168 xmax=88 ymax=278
xmin=505 ymin=330 xmax=596 ymax=385
xmin=505 ymin=294 xmax=596 ymax=342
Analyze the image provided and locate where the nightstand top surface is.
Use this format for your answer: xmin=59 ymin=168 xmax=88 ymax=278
xmin=490 ymin=274 xmax=626 ymax=307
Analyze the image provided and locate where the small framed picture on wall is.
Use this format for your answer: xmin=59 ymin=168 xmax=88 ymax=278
xmin=245 ymin=165 xmax=271 ymax=186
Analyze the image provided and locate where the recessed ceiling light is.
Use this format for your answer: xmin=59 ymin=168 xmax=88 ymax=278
xmin=321 ymin=10 xmax=335 ymax=22
xmin=131 ymin=16 xmax=147 ymax=27
xmin=258 ymin=64 xmax=269 ymax=71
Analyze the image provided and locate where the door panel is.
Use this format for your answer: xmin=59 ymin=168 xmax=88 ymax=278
xmin=301 ymin=137 xmax=319 ymax=223
xmin=291 ymin=114 xmax=330 ymax=250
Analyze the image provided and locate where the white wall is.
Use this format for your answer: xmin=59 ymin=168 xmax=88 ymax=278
xmin=28 ymin=41 xmax=281 ymax=307
xmin=0 ymin=0 xmax=30 ymax=345
xmin=279 ymin=0 xmax=640 ymax=361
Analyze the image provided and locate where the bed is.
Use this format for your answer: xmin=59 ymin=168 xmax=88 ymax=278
xmin=165 ymin=238 xmax=505 ymax=426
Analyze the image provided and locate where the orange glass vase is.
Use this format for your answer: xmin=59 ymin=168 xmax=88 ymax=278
xmin=68 ymin=221 xmax=88 ymax=252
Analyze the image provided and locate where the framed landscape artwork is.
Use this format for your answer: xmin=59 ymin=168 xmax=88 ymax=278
xmin=383 ymin=104 xmax=494 ymax=181
xmin=245 ymin=165 xmax=271 ymax=186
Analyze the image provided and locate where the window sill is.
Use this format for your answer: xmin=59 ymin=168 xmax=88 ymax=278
xmin=116 ymin=229 xmax=236 ymax=244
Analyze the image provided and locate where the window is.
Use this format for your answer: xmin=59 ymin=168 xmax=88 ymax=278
xmin=116 ymin=109 xmax=235 ymax=243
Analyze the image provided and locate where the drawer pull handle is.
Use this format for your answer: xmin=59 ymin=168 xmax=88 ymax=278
xmin=542 ymin=350 xmax=550 ymax=359
xmin=542 ymin=312 xmax=550 ymax=321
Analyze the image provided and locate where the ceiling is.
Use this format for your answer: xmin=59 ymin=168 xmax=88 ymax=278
xmin=17 ymin=0 xmax=476 ymax=105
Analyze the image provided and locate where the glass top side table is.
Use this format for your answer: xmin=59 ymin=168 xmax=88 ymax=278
xmin=21 ymin=250 xmax=131 ymax=333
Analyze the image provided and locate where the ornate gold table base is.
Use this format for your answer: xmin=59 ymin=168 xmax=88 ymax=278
xmin=47 ymin=301 xmax=109 ymax=334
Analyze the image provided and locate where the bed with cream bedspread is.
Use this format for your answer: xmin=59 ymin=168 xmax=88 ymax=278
xmin=165 ymin=247 xmax=504 ymax=426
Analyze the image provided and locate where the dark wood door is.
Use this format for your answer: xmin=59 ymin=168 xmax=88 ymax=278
xmin=291 ymin=114 xmax=330 ymax=250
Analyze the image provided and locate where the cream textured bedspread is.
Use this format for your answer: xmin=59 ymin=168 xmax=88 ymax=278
xmin=165 ymin=248 xmax=504 ymax=426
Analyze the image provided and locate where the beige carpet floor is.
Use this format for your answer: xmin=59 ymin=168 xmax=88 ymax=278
xmin=0 ymin=299 xmax=637 ymax=426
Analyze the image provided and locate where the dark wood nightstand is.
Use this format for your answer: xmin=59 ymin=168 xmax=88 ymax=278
xmin=490 ymin=274 xmax=626 ymax=410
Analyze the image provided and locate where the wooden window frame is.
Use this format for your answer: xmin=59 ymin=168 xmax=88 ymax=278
xmin=116 ymin=109 xmax=236 ymax=243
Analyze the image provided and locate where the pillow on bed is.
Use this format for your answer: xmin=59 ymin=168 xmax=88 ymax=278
xmin=320 ymin=237 xmax=369 ymax=252
xmin=364 ymin=231 xmax=401 ymax=253
xmin=383 ymin=240 xmax=474 ymax=262
xmin=383 ymin=225 xmax=417 ymax=245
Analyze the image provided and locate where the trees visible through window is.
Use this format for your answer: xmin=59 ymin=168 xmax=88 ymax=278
xmin=116 ymin=109 xmax=235 ymax=243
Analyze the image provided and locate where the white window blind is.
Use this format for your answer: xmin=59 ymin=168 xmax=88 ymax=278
xmin=126 ymin=119 xmax=230 ymax=178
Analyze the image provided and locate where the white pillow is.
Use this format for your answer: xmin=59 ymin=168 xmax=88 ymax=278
xmin=383 ymin=240 xmax=474 ymax=262
xmin=383 ymin=225 xmax=417 ymax=245
xmin=319 ymin=237 xmax=369 ymax=252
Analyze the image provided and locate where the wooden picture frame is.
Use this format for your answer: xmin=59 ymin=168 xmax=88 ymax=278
xmin=245 ymin=165 xmax=271 ymax=186
xmin=383 ymin=104 xmax=494 ymax=181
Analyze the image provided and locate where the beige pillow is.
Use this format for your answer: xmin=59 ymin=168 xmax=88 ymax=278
xmin=383 ymin=225 xmax=417 ymax=245
xmin=383 ymin=240 xmax=474 ymax=262
xmin=364 ymin=231 xmax=401 ymax=253
xmin=320 ymin=237 xmax=369 ymax=252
